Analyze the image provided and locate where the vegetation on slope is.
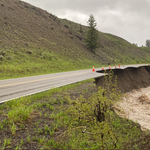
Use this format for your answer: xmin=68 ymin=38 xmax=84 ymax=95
xmin=0 ymin=0 xmax=150 ymax=79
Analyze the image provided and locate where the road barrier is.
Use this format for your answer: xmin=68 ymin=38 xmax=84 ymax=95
xmin=92 ymin=66 xmax=95 ymax=72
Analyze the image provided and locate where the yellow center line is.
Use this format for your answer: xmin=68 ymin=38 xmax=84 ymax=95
xmin=0 ymin=71 xmax=90 ymax=88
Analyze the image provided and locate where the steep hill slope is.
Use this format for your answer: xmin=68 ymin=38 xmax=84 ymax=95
xmin=61 ymin=19 xmax=150 ymax=64
xmin=0 ymin=0 xmax=150 ymax=78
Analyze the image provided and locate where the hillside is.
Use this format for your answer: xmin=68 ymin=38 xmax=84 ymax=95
xmin=0 ymin=0 xmax=150 ymax=78
xmin=60 ymin=19 xmax=150 ymax=64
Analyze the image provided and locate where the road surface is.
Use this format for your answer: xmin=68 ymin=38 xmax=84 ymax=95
xmin=0 ymin=64 xmax=147 ymax=103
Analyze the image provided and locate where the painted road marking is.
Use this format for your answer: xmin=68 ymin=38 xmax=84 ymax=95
xmin=0 ymin=71 xmax=90 ymax=88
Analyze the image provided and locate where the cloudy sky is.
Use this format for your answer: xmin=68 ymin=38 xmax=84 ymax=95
xmin=23 ymin=0 xmax=150 ymax=46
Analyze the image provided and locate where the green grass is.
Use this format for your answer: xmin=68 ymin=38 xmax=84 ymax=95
xmin=0 ymin=78 xmax=150 ymax=149
xmin=7 ymin=105 xmax=33 ymax=124
xmin=0 ymin=47 xmax=102 ymax=80
xmin=40 ymin=96 xmax=148 ymax=150
xmin=39 ymin=102 xmax=146 ymax=149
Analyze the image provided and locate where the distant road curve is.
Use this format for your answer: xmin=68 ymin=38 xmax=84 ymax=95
xmin=0 ymin=64 xmax=147 ymax=103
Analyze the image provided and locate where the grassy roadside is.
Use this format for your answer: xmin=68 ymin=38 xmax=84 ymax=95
xmin=0 ymin=79 xmax=150 ymax=150
xmin=1 ymin=45 xmax=150 ymax=80
xmin=0 ymin=47 xmax=102 ymax=80
xmin=0 ymin=48 xmax=146 ymax=80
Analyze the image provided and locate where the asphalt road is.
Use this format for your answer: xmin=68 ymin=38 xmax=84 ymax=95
xmin=0 ymin=64 xmax=147 ymax=103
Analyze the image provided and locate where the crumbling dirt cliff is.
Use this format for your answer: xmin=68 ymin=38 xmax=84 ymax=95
xmin=95 ymin=66 xmax=150 ymax=93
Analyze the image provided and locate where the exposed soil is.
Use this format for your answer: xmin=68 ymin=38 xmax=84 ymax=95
xmin=95 ymin=65 xmax=150 ymax=131
xmin=95 ymin=66 xmax=150 ymax=93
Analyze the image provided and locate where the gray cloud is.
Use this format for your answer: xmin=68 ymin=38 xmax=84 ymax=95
xmin=23 ymin=0 xmax=150 ymax=46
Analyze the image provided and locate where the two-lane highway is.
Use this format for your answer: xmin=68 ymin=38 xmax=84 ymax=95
xmin=0 ymin=64 xmax=147 ymax=103
xmin=0 ymin=68 xmax=105 ymax=103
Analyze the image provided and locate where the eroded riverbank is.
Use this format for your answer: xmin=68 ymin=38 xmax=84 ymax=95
xmin=95 ymin=65 xmax=150 ymax=130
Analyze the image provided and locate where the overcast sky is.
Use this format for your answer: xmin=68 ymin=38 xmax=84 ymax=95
xmin=23 ymin=0 xmax=150 ymax=46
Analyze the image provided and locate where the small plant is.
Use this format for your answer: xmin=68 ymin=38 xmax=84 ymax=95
xmin=0 ymin=119 xmax=7 ymax=130
xmin=10 ymin=123 xmax=17 ymax=135
xmin=32 ymin=136 xmax=39 ymax=142
xmin=50 ymin=112 xmax=55 ymax=119
xmin=49 ymin=105 xmax=54 ymax=110
xmin=44 ymin=139 xmax=59 ymax=149
xmin=20 ymin=139 xmax=24 ymax=145
xmin=46 ymin=103 xmax=50 ymax=108
xmin=35 ymin=121 xmax=39 ymax=127
xmin=20 ymin=124 xmax=25 ymax=129
xmin=15 ymin=144 xmax=21 ymax=150
xmin=3 ymin=138 xmax=12 ymax=149
xmin=27 ymin=134 xmax=31 ymax=142
xmin=44 ymin=113 xmax=48 ymax=118
xmin=44 ymin=125 xmax=49 ymax=134
xmin=50 ymin=129 xmax=54 ymax=136
xmin=39 ymin=111 xmax=42 ymax=116
xmin=38 ymin=128 xmax=44 ymax=135
xmin=38 ymin=136 xmax=45 ymax=144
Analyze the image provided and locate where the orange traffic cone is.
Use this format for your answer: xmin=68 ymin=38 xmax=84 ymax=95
xmin=102 ymin=67 xmax=104 ymax=70
xmin=119 ymin=64 xmax=120 ymax=67
xmin=109 ymin=66 xmax=111 ymax=69
xmin=92 ymin=66 xmax=95 ymax=72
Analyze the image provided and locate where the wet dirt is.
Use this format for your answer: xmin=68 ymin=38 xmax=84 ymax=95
xmin=95 ymin=65 xmax=150 ymax=131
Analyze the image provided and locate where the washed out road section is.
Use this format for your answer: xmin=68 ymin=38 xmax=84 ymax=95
xmin=0 ymin=64 xmax=146 ymax=103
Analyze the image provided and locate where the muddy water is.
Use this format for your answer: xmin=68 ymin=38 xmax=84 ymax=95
xmin=114 ymin=87 xmax=150 ymax=131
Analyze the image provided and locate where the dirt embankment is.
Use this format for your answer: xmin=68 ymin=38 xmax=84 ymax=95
xmin=95 ymin=66 xmax=150 ymax=93
xmin=95 ymin=65 xmax=150 ymax=130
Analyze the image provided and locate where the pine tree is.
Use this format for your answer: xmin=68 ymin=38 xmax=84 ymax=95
xmin=146 ymin=39 xmax=150 ymax=47
xmin=85 ymin=14 xmax=99 ymax=52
